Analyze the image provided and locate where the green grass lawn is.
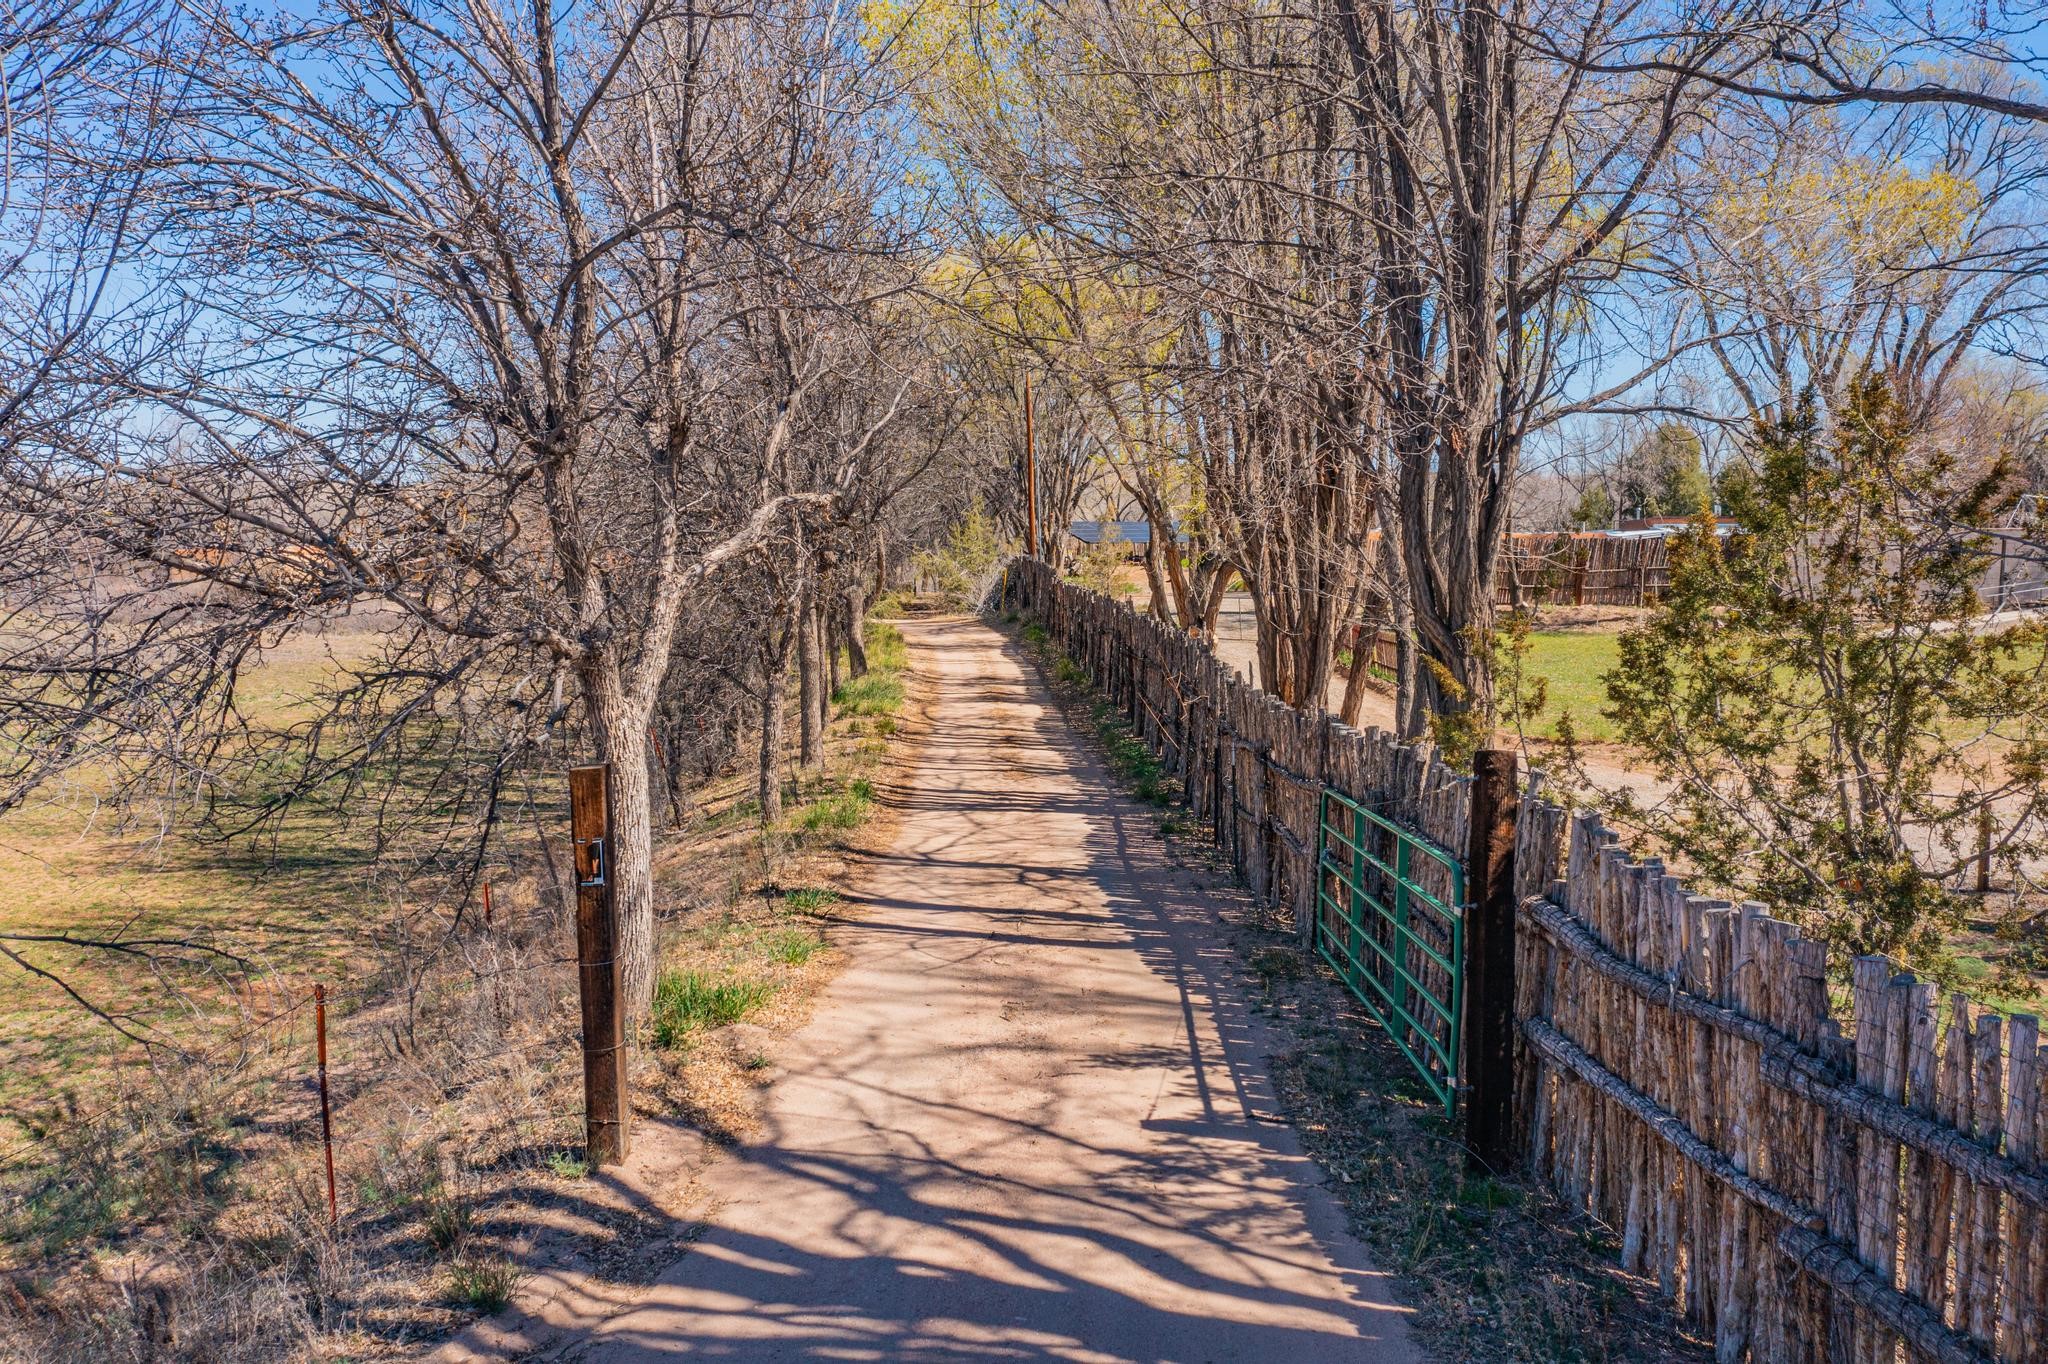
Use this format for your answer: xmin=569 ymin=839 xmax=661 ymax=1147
xmin=1516 ymin=631 xmax=1623 ymax=743
xmin=1511 ymin=622 xmax=2046 ymax=747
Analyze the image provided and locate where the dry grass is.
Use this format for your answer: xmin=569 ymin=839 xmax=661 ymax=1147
xmin=1257 ymin=973 xmax=1714 ymax=1363
xmin=0 ymin=635 xmax=399 ymax=1119
xmin=0 ymin=620 xmax=924 ymax=1362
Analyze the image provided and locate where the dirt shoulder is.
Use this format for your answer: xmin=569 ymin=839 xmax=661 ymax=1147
xmin=425 ymin=630 xmax=940 ymax=1363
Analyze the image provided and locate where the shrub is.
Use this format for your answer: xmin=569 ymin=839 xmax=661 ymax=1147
xmin=1603 ymin=379 xmax=2048 ymax=966
xmin=650 ymin=970 xmax=776 ymax=1047
xmin=448 ymin=1257 xmax=517 ymax=1313
xmin=908 ymin=501 xmax=1009 ymax=605
xmin=766 ymin=928 xmax=824 ymax=965
xmin=423 ymin=1196 xmax=471 ymax=1256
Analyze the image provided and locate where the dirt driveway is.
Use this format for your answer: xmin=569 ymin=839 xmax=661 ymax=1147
xmin=562 ymin=613 xmax=1417 ymax=1362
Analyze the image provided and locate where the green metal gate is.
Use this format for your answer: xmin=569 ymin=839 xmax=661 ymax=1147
xmin=1314 ymin=788 xmax=1467 ymax=1114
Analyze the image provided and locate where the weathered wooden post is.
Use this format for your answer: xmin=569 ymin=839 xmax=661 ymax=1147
xmin=570 ymin=764 xmax=630 ymax=1167
xmin=1463 ymin=747 xmax=1520 ymax=1174
xmin=1977 ymin=801 xmax=1994 ymax=894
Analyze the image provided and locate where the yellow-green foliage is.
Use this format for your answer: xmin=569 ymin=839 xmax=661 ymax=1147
xmin=910 ymin=501 xmax=1009 ymax=604
xmin=1067 ymin=527 xmax=1128 ymax=596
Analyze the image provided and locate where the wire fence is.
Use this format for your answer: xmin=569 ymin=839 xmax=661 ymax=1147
xmin=0 ymin=882 xmax=582 ymax=1232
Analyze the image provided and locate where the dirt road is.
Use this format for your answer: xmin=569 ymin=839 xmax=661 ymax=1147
xmin=569 ymin=614 xmax=1417 ymax=1362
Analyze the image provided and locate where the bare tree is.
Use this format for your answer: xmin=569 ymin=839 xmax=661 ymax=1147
xmin=0 ymin=0 xmax=161 ymax=450
xmin=0 ymin=0 xmax=917 ymax=1015
xmin=1552 ymin=1 xmax=2048 ymax=125
xmin=1668 ymin=98 xmax=2048 ymax=432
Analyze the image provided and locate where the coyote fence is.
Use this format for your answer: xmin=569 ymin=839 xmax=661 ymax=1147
xmin=1351 ymin=529 xmax=1677 ymax=609
xmin=998 ymin=554 xmax=2047 ymax=1364
xmin=1501 ymin=531 xmax=1674 ymax=606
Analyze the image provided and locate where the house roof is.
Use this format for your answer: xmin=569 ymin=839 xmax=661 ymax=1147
xmin=1068 ymin=519 xmax=1164 ymax=546
xmin=1604 ymin=522 xmax=1740 ymax=540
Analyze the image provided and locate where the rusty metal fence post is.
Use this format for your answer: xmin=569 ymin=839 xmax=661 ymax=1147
xmin=570 ymin=764 xmax=630 ymax=1168
xmin=313 ymin=982 xmax=338 ymax=1229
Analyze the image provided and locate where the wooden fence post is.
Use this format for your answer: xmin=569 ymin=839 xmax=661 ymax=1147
xmin=570 ymin=764 xmax=630 ymax=1167
xmin=1463 ymin=747 xmax=1520 ymax=1174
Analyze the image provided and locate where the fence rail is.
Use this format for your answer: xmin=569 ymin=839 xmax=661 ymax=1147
xmin=998 ymin=554 xmax=2048 ymax=1364
xmin=1521 ymin=811 xmax=2047 ymax=1364
xmin=1502 ymin=532 xmax=1675 ymax=606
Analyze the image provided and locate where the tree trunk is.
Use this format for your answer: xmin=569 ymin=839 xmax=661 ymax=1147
xmin=578 ymin=655 xmax=658 ymax=1019
xmin=1409 ymin=561 xmax=1497 ymax=731
xmin=1373 ymin=520 xmax=1427 ymax=740
xmin=1339 ymin=623 xmax=1373 ymax=726
xmin=797 ymin=597 xmax=824 ymax=769
xmin=811 ymin=597 xmax=831 ymax=747
xmin=1140 ymin=537 xmax=1174 ymax=623
xmin=1200 ymin=563 xmax=1231 ymax=640
xmin=758 ymin=630 xmax=792 ymax=824
xmin=842 ymin=590 xmax=870 ymax=677
xmin=826 ymin=597 xmax=844 ymax=697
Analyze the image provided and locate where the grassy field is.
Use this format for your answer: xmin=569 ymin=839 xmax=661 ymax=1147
xmin=0 ymin=619 xmax=917 ymax=1129
xmin=0 ymin=613 xmax=920 ymax=1358
xmin=1516 ymin=630 xmax=1625 ymax=743
xmin=1509 ymin=619 xmax=2048 ymax=748
xmin=0 ymin=635 xmax=394 ymax=1119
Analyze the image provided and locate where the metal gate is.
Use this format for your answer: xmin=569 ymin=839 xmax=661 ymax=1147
xmin=1314 ymin=788 xmax=1467 ymax=1113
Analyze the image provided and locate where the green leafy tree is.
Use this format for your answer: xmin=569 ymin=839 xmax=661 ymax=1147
xmin=1569 ymin=484 xmax=1615 ymax=531
xmin=913 ymin=499 xmax=1011 ymax=605
xmin=1602 ymin=378 xmax=2048 ymax=967
xmin=1618 ymin=423 xmax=1712 ymax=518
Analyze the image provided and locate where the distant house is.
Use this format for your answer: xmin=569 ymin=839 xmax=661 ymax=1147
xmin=1067 ymin=520 xmax=1184 ymax=558
xmin=1614 ymin=516 xmax=1742 ymax=536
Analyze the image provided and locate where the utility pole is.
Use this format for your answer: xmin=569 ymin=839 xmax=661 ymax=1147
xmin=1023 ymin=371 xmax=1039 ymax=559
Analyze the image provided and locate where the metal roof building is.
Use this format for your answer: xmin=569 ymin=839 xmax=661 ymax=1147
xmin=1067 ymin=520 xmax=1178 ymax=547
